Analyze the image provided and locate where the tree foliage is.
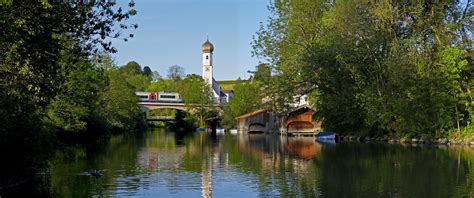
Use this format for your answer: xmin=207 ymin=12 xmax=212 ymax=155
xmin=1 ymin=1 xmax=137 ymax=108
xmin=119 ymin=61 xmax=151 ymax=91
xmin=1 ymin=0 xmax=138 ymax=134
xmin=167 ymin=65 xmax=185 ymax=80
xmin=0 ymin=0 xmax=139 ymax=186
xmin=180 ymin=74 xmax=215 ymax=127
xmin=249 ymin=63 xmax=272 ymax=84
xmin=121 ymin=61 xmax=142 ymax=75
xmin=143 ymin=66 xmax=152 ymax=77
xmin=45 ymin=54 xmax=147 ymax=132
xmin=253 ymin=0 xmax=473 ymax=137
xmin=228 ymin=81 xmax=263 ymax=119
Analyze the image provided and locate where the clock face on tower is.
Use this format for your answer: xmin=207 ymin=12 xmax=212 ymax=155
xmin=205 ymin=66 xmax=210 ymax=71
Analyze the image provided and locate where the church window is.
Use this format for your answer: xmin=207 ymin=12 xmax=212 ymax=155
xmin=206 ymin=55 xmax=209 ymax=60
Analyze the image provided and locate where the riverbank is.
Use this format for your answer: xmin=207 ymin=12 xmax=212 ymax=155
xmin=339 ymin=134 xmax=474 ymax=146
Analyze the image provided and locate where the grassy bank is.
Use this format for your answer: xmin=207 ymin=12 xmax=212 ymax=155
xmin=339 ymin=130 xmax=474 ymax=145
xmin=218 ymin=80 xmax=247 ymax=91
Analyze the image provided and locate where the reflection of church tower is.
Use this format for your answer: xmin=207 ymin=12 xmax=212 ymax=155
xmin=201 ymin=159 xmax=212 ymax=198
xmin=202 ymin=37 xmax=220 ymax=101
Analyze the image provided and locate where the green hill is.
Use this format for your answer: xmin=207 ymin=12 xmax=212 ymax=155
xmin=218 ymin=80 xmax=246 ymax=91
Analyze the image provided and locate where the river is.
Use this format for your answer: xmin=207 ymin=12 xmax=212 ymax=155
xmin=8 ymin=128 xmax=474 ymax=197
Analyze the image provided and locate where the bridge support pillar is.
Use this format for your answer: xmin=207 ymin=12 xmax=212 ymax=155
xmin=205 ymin=117 xmax=220 ymax=138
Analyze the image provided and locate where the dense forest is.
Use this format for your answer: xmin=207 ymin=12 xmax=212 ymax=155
xmin=250 ymin=0 xmax=473 ymax=139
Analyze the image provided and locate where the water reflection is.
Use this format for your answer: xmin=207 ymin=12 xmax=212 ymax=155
xmin=13 ymin=129 xmax=474 ymax=197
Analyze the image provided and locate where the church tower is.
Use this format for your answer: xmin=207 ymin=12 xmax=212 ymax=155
xmin=202 ymin=37 xmax=214 ymax=88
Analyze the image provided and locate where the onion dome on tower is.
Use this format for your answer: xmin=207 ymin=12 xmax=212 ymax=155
xmin=202 ymin=37 xmax=214 ymax=53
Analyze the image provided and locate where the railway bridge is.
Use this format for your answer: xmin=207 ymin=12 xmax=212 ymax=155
xmin=137 ymin=101 xmax=221 ymax=112
xmin=138 ymin=101 xmax=187 ymax=112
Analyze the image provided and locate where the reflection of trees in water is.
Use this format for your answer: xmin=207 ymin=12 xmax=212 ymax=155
xmin=239 ymin=134 xmax=320 ymax=161
xmin=313 ymin=143 xmax=474 ymax=197
xmin=443 ymin=147 xmax=474 ymax=197
xmin=0 ymin=131 xmax=56 ymax=196
xmin=46 ymin=133 xmax=144 ymax=197
xmin=233 ymin=134 xmax=322 ymax=197
xmin=285 ymin=139 xmax=320 ymax=160
xmin=17 ymin=128 xmax=474 ymax=197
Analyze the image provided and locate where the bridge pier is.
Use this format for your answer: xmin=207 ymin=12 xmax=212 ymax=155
xmin=205 ymin=117 xmax=220 ymax=137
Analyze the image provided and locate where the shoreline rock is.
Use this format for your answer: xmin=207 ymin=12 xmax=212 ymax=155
xmin=338 ymin=135 xmax=473 ymax=146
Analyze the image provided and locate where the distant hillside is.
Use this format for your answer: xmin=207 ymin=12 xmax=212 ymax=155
xmin=218 ymin=80 xmax=247 ymax=91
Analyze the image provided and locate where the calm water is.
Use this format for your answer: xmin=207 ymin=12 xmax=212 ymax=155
xmin=24 ymin=129 xmax=474 ymax=197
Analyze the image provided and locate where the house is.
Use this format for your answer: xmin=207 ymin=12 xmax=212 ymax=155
xmin=280 ymin=105 xmax=321 ymax=136
xmin=236 ymin=109 xmax=277 ymax=133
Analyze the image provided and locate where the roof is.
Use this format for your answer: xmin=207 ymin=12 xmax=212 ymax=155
xmin=221 ymin=90 xmax=234 ymax=94
xmin=202 ymin=38 xmax=214 ymax=53
xmin=287 ymin=105 xmax=315 ymax=116
xmin=289 ymin=105 xmax=315 ymax=113
xmin=219 ymin=91 xmax=226 ymax=97
xmin=205 ymin=116 xmax=220 ymax=121
xmin=236 ymin=109 xmax=268 ymax=120
xmin=212 ymin=78 xmax=220 ymax=94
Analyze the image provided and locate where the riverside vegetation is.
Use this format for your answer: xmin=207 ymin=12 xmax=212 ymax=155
xmin=0 ymin=1 xmax=146 ymax=188
xmin=248 ymin=0 xmax=473 ymax=141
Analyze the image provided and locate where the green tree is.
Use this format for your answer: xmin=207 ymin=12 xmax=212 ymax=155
xmin=147 ymin=79 xmax=178 ymax=92
xmin=228 ymin=81 xmax=263 ymax=118
xmin=249 ymin=63 xmax=272 ymax=84
xmin=180 ymin=74 xmax=215 ymax=128
xmin=46 ymin=53 xmax=147 ymax=132
xmin=253 ymin=0 xmax=473 ymax=137
xmin=152 ymin=71 xmax=162 ymax=82
xmin=167 ymin=65 xmax=185 ymax=80
xmin=119 ymin=61 xmax=151 ymax=91
xmin=121 ymin=61 xmax=142 ymax=74
xmin=99 ymin=68 xmax=142 ymax=130
xmin=1 ymin=1 xmax=136 ymax=108
xmin=143 ymin=66 xmax=152 ymax=77
xmin=46 ymin=58 xmax=107 ymax=131
xmin=94 ymin=54 xmax=144 ymax=130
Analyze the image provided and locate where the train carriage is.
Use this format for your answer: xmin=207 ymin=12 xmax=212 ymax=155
xmin=135 ymin=92 xmax=183 ymax=103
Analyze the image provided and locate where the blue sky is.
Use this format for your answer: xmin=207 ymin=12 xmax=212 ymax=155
xmin=112 ymin=0 xmax=270 ymax=80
